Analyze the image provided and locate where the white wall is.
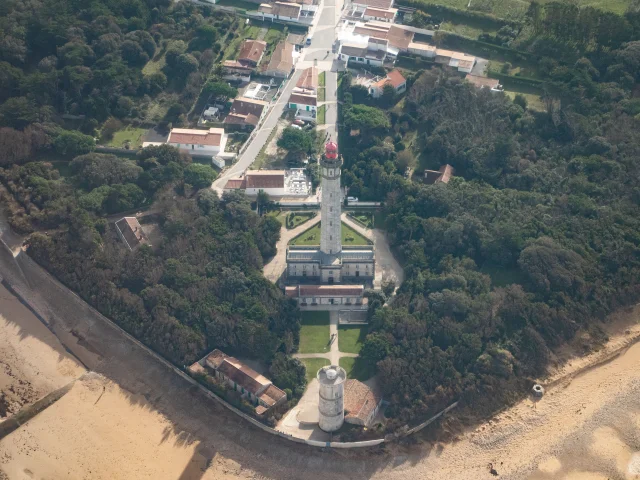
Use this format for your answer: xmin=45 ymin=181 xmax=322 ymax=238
xmin=245 ymin=187 xmax=285 ymax=196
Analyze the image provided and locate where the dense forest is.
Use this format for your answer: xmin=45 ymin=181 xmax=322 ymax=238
xmin=0 ymin=0 xmax=239 ymax=158
xmin=0 ymin=0 xmax=305 ymax=403
xmin=341 ymin=5 xmax=640 ymax=426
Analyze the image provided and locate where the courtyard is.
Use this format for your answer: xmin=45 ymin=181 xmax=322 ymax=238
xmin=289 ymin=221 xmax=372 ymax=246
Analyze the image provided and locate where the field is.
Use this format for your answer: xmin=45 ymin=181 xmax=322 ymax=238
xmin=300 ymin=358 xmax=330 ymax=384
xmin=299 ymin=311 xmax=331 ymax=354
xmin=408 ymin=0 xmax=630 ymax=20
xmin=289 ymin=222 xmax=372 ymax=246
xmin=282 ymin=211 xmax=317 ymax=229
xmin=440 ymin=20 xmax=496 ymax=39
xmin=317 ymin=87 xmax=325 ymax=102
xmin=339 ymin=356 xmax=374 ymax=382
xmin=107 ymin=126 xmax=147 ymax=149
xmin=142 ymin=54 xmax=166 ymax=76
xmin=319 ymin=71 xmax=326 ymax=87
xmin=505 ymin=91 xmax=545 ymax=112
xmin=338 ymin=325 xmax=367 ymax=354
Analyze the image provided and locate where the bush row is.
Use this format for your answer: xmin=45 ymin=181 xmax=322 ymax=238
xmin=397 ymin=0 xmax=521 ymax=29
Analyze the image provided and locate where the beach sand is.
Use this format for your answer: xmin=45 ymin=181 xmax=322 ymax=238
xmin=1 ymin=271 xmax=640 ymax=480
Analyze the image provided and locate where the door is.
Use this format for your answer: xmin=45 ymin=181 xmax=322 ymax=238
xmin=328 ymin=277 xmax=334 ymax=284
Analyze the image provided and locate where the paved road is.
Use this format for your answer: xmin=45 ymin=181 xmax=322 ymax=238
xmin=212 ymin=0 xmax=343 ymax=195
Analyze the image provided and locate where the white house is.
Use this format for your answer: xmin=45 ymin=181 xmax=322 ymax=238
xmin=362 ymin=6 xmax=397 ymax=22
xmin=369 ymin=69 xmax=406 ymax=98
xmin=351 ymin=0 xmax=394 ymax=10
xmin=167 ymin=128 xmax=228 ymax=156
xmin=339 ymin=42 xmax=387 ymax=67
xmin=289 ymin=92 xmax=317 ymax=112
xmin=263 ymin=41 xmax=295 ymax=78
xmin=258 ymin=1 xmax=302 ymax=22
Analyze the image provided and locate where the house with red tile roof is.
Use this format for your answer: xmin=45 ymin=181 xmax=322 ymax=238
xmin=167 ymin=128 xmax=228 ymax=157
xmin=369 ymin=69 xmax=406 ymax=98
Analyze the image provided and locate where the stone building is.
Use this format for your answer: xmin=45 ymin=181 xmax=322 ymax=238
xmin=285 ymin=142 xmax=375 ymax=305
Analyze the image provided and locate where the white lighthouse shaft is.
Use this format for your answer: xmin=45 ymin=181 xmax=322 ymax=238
xmin=320 ymin=156 xmax=342 ymax=256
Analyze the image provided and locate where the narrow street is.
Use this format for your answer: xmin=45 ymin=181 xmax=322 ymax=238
xmin=212 ymin=0 xmax=343 ymax=195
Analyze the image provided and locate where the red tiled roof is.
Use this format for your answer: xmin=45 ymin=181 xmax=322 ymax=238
xmin=204 ymin=349 xmax=228 ymax=369
xmin=224 ymin=178 xmax=247 ymax=189
xmin=115 ymin=217 xmax=147 ymax=250
xmin=224 ymin=112 xmax=260 ymax=126
xmin=229 ymin=97 xmax=268 ymax=118
xmin=364 ymin=7 xmax=395 ymax=18
xmin=168 ymin=128 xmax=224 ymax=147
xmin=385 ymin=70 xmax=406 ymax=88
xmin=222 ymin=60 xmax=254 ymax=72
xmin=296 ymin=66 xmax=318 ymax=90
xmin=258 ymin=384 xmax=287 ymax=407
xmin=424 ymin=164 xmax=455 ymax=184
xmin=289 ymin=93 xmax=317 ymax=106
xmin=355 ymin=0 xmax=394 ymax=9
xmin=216 ymin=357 xmax=271 ymax=396
xmin=344 ymin=379 xmax=382 ymax=425
xmin=246 ymin=171 xmax=285 ymax=189
xmin=238 ymin=40 xmax=267 ymax=65
xmin=265 ymin=42 xmax=294 ymax=75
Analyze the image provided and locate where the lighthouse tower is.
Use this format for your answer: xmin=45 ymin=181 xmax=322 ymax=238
xmin=320 ymin=142 xmax=342 ymax=257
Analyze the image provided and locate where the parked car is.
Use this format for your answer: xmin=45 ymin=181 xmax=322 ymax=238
xmin=306 ymin=36 xmax=312 ymax=46
xmin=291 ymin=124 xmax=302 ymax=130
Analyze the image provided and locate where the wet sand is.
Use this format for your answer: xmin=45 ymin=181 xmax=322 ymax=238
xmin=1 ymin=253 xmax=640 ymax=480
xmin=0 ymin=284 xmax=85 ymax=419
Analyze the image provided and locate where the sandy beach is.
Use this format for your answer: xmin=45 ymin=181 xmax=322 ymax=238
xmin=1 ymin=254 xmax=640 ymax=480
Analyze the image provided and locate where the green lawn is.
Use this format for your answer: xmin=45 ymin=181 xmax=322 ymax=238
xmin=319 ymin=71 xmax=326 ymax=87
xmin=317 ymin=104 xmax=326 ymax=125
xmin=142 ymin=54 xmax=166 ymax=76
xmin=440 ymin=20 xmax=496 ymax=39
xmin=289 ymin=222 xmax=372 ymax=246
xmin=299 ymin=311 xmax=331 ymax=354
xmin=317 ymin=87 xmax=325 ymax=102
xmin=505 ymin=91 xmax=545 ymax=112
xmin=107 ymin=126 xmax=147 ymax=149
xmin=282 ymin=211 xmax=316 ymax=229
xmin=339 ymin=357 xmax=374 ymax=382
xmin=300 ymin=358 xmax=330 ymax=384
xmin=338 ymin=325 xmax=367 ymax=354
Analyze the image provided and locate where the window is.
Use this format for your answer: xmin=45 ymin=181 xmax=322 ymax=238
xmin=329 ymin=221 xmax=332 ymax=226
xmin=329 ymin=235 xmax=332 ymax=241
xmin=329 ymin=207 xmax=332 ymax=212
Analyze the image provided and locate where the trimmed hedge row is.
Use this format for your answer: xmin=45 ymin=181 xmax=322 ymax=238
xmin=439 ymin=32 xmax=537 ymax=63
xmin=487 ymin=71 xmax=544 ymax=92
xmin=397 ymin=0 xmax=521 ymax=29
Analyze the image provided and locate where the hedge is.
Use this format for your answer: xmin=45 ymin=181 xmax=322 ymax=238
xmin=487 ymin=71 xmax=544 ymax=92
xmin=439 ymin=32 xmax=537 ymax=64
xmin=397 ymin=0 xmax=521 ymax=29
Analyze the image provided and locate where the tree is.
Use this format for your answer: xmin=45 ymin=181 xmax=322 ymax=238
xmin=183 ymin=163 xmax=217 ymax=188
xmin=269 ymin=353 xmax=306 ymax=394
xmin=53 ymin=130 xmax=96 ymax=157
xmin=277 ymin=127 xmax=315 ymax=154
xmin=343 ymin=104 xmax=390 ymax=132
xmin=121 ymin=40 xmax=149 ymax=66
xmin=203 ymin=80 xmax=238 ymax=99
xmin=395 ymin=150 xmax=416 ymax=173
xmin=174 ymin=53 xmax=199 ymax=78
xmin=71 ymin=153 xmax=143 ymax=189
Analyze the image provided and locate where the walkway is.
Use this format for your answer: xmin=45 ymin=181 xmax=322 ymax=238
xmin=341 ymin=213 xmax=404 ymax=290
xmin=293 ymin=310 xmax=359 ymax=365
xmin=263 ymin=214 xmax=321 ymax=283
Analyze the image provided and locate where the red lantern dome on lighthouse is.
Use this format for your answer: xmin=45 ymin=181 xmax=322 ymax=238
xmin=325 ymin=141 xmax=338 ymax=160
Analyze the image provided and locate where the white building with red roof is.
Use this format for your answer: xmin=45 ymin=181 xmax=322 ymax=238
xmin=167 ymin=128 xmax=228 ymax=157
xmin=369 ymin=69 xmax=406 ymax=98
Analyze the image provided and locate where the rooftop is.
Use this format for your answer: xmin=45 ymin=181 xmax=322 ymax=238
xmin=317 ymin=365 xmax=347 ymax=385
xmin=115 ymin=217 xmax=148 ymax=251
xmin=168 ymin=128 xmax=225 ymax=147
xmin=258 ymin=384 xmax=287 ymax=407
xmin=289 ymin=93 xmax=317 ymax=106
xmin=238 ymin=39 xmax=267 ymax=65
xmin=229 ymin=97 xmax=268 ymax=118
xmin=222 ymin=60 xmax=254 ymax=71
xmin=246 ymin=170 xmax=285 ymax=189
xmin=373 ymin=69 xmax=405 ymax=89
xmin=363 ymin=6 xmax=396 ymax=18
xmin=296 ymin=66 xmax=319 ymax=91
xmin=285 ymin=285 xmax=365 ymax=297
xmin=344 ymin=379 xmax=382 ymax=425
xmin=223 ymin=112 xmax=260 ymax=126
xmin=354 ymin=0 xmax=394 ymax=9
xmin=206 ymin=350 xmax=272 ymax=396
xmin=265 ymin=41 xmax=295 ymax=75
xmin=424 ymin=164 xmax=455 ymax=184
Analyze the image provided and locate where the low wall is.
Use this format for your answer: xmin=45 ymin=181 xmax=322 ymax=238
xmin=0 ymin=245 xmax=385 ymax=449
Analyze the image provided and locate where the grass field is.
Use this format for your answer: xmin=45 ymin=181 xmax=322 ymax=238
xmin=317 ymin=87 xmax=325 ymax=102
xmin=440 ymin=20 xmax=496 ymax=39
xmin=339 ymin=357 xmax=374 ymax=382
xmin=142 ymin=54 xmax=166 ymax=76
xmin=412 ymin=0 xmax=630 ymax=19
xmin=299 ymin=311 xmax=331 ymax=354
xmin=505 ymin=91 xmax=545 ymax=112
xmin=317 ymin=104 xmax=326 ymax=124
xmin=107 ymin=127 xmax=147 ymax=149
xmin=289 ymin=222 xmax=372 ymax=246
xmin=284 ymin=211 xmax=317 ymax=229
xmin=300 ymin=358 xmax=330 ymax=384
xmin=338 ymin=325 xmax=367 ymax=354
xmin=319 ymin=71 xmax=326 ymax=87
